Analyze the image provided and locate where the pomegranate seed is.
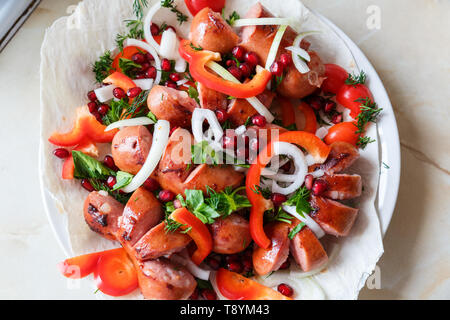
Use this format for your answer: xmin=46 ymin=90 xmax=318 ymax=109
xmin=169 ymin=73 xmax=181 ymax=82
xmin=158 ymin=190 xmax=175 ymax=202
xmin=306 ymin=95 xmax=324 ymax=111
xmin=324 ymin=100 xmax=336 ymax=113
xmin=227 ymin=261 xmax=243 ymax=273
xmin=53 ymin=148 xmax=70 ymax=159
xmin=103 ymin=155 xmax=118 ymax=171
xmin=242 ymin=257 xmax=253 ymax=272
xmin=304 ymin=174 xmax=314 ymax=190
xmin=87 ymin=102 xmax=97 ymax=113
xmin=271 ymin=193 xmax=287 ymax=206
xmin=150 ymin=23 xmax=160 ymax=36
xmin=206 ymin=257 xmax=221 ymax=270
xmin=135 ymin=73 xmax=146 ymax=79
xmin=189 ymin=288 xmax=199 ymax=300
xmin=277 ymin=283 xmax=293 ymax=297
xmin=239 ymin=63 xmax=252 ymax=78
xmin=332 ymin=113 xmax=343 ymax=124
xmin=132 ymin=52 xmax=146 ymax=64
xmin=145 ymin=53 xmax=154 ymax=62
xmin=165 ymin=25 xmax=176 ymax=33
xmin=215 ymin=109 xmax=229 ymax=123
xmin=140 ymin=62 xmax=150 ymax=72
xmin=143 ymin=177 xmax=160 ymax=192
xmin=97 ymin=104 xmax=109 ymax=115
xmin=279 ymin=259 xmax=291 ymax=270
xmin=200 ymin=289 xmax=217 ymax=300
xmin=165 ymin=81 xmax=177 ymax=89
xmin=173 ymin=199 xmax=182 ymax=209
xmin=225 ymin=254 xmax=240 ymax=264
xmin=279 ymin=53 xmax=292 ymax=67
xmin=127 ymin=87 xmax=142 ymax=98
xmin=81 ymin=179 xmax=94 ymax=192
xmin=244 ymin=51 xmax=259 ymax=66
xmin=228 ymin=66 xmax=242 ymax=80
xmin=92 ymin=111 xmax=103 ymax=123
xmin=251 ymin=115 xmax=267 ymax=127
xmin=106 ymin=176 xmax=116 ymax=188
xmin=270 ymin=61 xmax=284 ymax=77
xmin=113 ymin=87 xmax=126 ymax=99
xmin=222 ymin=134 xmax=237 ymax=149
xmin=87 ymin=90 xmax=97 ymax=102
xmin=312 ymin=179 xmax=328 ymax=196
xmin=226 ymin=59 xmax=236 ymax=68
xmin=232 ymin=46 xmax=246 ymax=61
xmin=145 ymin=66 xmax=157 ymax=79
xmin=161 ymin=58 xmax=172 ymax=71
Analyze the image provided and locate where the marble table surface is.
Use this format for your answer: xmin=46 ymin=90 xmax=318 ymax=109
xmin=0 ymin=0 xmax=448 ymax=299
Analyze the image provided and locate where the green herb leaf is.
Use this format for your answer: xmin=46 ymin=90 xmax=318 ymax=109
xmin=205 ymin=186 xmax=251 ymax=218
xmin=92 ymin=51 xmax=114 ymax=83
xmin=118 ymin=58 xmax=142 ymax=78
xmin=187 ymin=86 xmax=200 ymax=103
xmin=72 ymin=151 xmax=115 ymax=180
xmin=223 ymin=10 xmax=240 ymax=26
xmin=189 ymin=43 xmax=203 ymax=51
xmin=185 ymin=189 xmax=221 ymax=224
xmin=345 ymin=70 xmax=366 ymax=86
xmin=147 ymin=110 xmax=158 ymax=123
xmin=191 ymin=141 xmax=221 ymax=165
xmin=112 ymin=171 xmax=134 ymax=191
xmin=283 ymin=187 xmax=312 ymax=218
xmin=288 ymin=222 xmax=306 ymax=239
xmin=161 ymin=0 xmax=188 ymax=25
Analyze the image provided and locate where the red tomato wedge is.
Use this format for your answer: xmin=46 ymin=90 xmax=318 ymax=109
xmin=57 ymin=252 xmax=102 ymax=279
xmin=93 ymin=248 xmax=138 ymax=297
xmin=184 ymin=0 xmax=225 ymax=16
xmin=324 ymin=121 xmax=359 ymax=146
xmin=336 ymin=83 xmax=373 ymax=119
xmin=215 ymin=268 xmax=291 ymax=300
xmin=321 ymin=64 xmax=348 ymax=94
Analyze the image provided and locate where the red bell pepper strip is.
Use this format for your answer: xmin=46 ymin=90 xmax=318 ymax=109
xmin=48 ymin=106 xmax=118 ymax=147
xmin=278 ymin=97 xmax=296 ymax=128
xmin=57 ymin=251 xmax=102 ymax=278
xmin=179 ymin=39 xmax=271 ymax=99
xmin=103 ymin=71 xmax=136 ymax=94
xmin=112 ymin=46 xmax=146 ymax=74
xmin=61 ymin=139 xmax=99 ymax=180
xmin=170 ymin=208 xmax=213 ymax=265
xmin=297 ymin=102 xmax=317 ymax=133
xmin=246 ymin=131 xmax=330 ymax=248
xmin=215 ymin=268 xmax=291 ymax=300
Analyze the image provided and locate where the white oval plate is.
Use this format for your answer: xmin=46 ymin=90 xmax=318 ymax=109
xmin=40 ymin=10 xmax=401 ymax=258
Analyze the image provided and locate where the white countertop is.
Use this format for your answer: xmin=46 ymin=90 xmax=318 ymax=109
xmin=0 ymin=0 xmax=448 ymax=299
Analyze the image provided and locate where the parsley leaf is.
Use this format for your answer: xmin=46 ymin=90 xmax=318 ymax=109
xmin=185 ymin=189 xmax=221 ymax=224
xmin=288 ymin=222 xmax=306 ymax=239
xmin=283 ymin=187 xmax=312 ymax=218
xmin=112 ymin=171 xmax=134 ymax=191
xmin=191 ymin=141 xmax=221 ymax=165
xmin=187 ymin=85 xmax=200 ymax=103
xmin=72 ymin=151 xmax=115 ymax=180
xmin=206 ymin=186 xmax=251 ymax=217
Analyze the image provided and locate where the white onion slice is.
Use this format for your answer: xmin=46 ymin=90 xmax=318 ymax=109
xmin=176 ymin=79 xmax=189 ymax=86
xmin=305 ymin=154 xmax=316 ymax=166
xmin=104 ymin=117 xmax=154 ymax=132
xmin=174 ymin=57 xmax=187 ymax=73
xmin=270 ymin=142 xmax=307 ymax=195
xmin=206 ymin=61 xmax=275 ymax=123
xmin=143 ymin=1 xmax=162 ymax=52
xmin=285 ymin=46 xmax=310 ymax=62
xmin=310 ymin=169 xmax=325 ymax=178
xmin=121 ymin=120 xmax=170 ymax=193
xmin=170 ymin=252 xmax=211 ymax=281
xmin=133 ymin=78 xmax=154 ymax=90
xmin=290 ymin=31 xmax=320 ymax=74
xmin=265 ymin=25 xmax=287 ymax=70
xmin=192 ymin=108 xmax=224 ymax=150
xmin=124 ymin=39 xmax=162 ymax=85
xmin=235 ymin=125 xmax=247 ymax=136
xmin=315 ymin=126 xmax=329 ymax=140
xmin=159 ymin=28 xmax=179 ymax=60
xmin=283 ymin=205 xmax=325 ymax=239
xmin=233 ymin=18 xmax=301 ymax=32
xmin=94 ymin=84 xmax=117 ymax=102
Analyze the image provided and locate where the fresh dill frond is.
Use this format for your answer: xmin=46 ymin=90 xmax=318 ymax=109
xmin=92 ymin=51 xmax=114 ymax=83
xmin=161 ymin=0 xmax=188 ymax=25
xmin=345 ymin=70 xmax=367 ymax=85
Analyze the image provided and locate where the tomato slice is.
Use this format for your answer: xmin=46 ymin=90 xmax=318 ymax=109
xmin=57 ymin=252 xmax=101 ymax=279
xmin=184 ymin=0 xmax=225 ymax=16
xmin=336 ymin=83 xmax=373 ymax=119
xmin=324 ymin=121 xmax=359 ymax=146
xmin=215 ymin=268 xmax=291 ymax=300
xmin=321 ymin=64 xmax=348 ymax=94
xmin=93 ymin=248 xmax=138 ymax=297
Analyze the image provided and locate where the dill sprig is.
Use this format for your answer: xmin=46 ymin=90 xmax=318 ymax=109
xmin=345 ymin=70 xmax=367 ymax=85
xmin=161 ymin=0 xmax=188 ymax=25
xmin=133 ymin=0 xmax=148 ymax=20
xmin=92 ymin=51 xmax=114 ymax=83
xmin=357 ymin=136 xmax=376 ymax=149
xmin=354 ymin=98 xmax=383 ymax=134
xmin=121 ymin=90 xmax=150 ymax=119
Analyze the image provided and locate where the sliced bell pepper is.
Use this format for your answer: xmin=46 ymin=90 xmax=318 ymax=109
xmin=170 ymin=208 xmax=213 ymax=265
xmin=278 ymin=97 xmax=296 ymax=128
xmin=179 ymin=39 xmax=271 ymax=99
xmin=112 ymin=46 xmax=146 ymax=73
xmin=61 ymin=139 xmax=99 ymax=180
xmin=215 ymin=268 xmax=291 ymax=300
xmin=246 ymin=131 xmax=330 ymax=248
xmin=297 ymin=102 xmax=317 ymax=133
xmin=48 ymin=106 xmax=118 ymax=147
xmin=103 ymin=71 xmax=137 ymax=94
xmin=57 ymin=251 xmax=102 ymax=278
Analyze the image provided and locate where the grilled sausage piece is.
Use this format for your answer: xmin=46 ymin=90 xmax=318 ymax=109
xmin=210 ymin=214 xmax=252 ymax=254
xmin=111 ymin=125 xmax=152 ymax=175
xmin=118 ymin=187 xmax=163 ymax=246
xmin=322 ymin=174 xmax=362 ymax=200
xmin=147 ymin=86 xmax=198 ymax=128
xmin=183 ymin=164 xmax=244 ymax=194
xmin=134 ymin=222 xmax=191 ymax=261
xmin=137 ymin=258 xmax=196 ymax=300
xmin=310 ymin=195 xmax=359 ymax=237
xmin=190 ymin=7 xmax=239 ymax=54
xmin=310 ymin=142 xmax=360 ymax=174
xmin=289 ymin=222 xmax=328 ymax=272
xmin=253 ymin=222 xmax=290 ymax=276
xmin=197 ymin=82 xmax=228 ymax=111
xmin=227 ymin=90 xmax=275 ymax=126
xmin=240 ymin=3 xmax=325 ymax=98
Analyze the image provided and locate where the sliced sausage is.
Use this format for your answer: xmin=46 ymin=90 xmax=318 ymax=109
xmin=310 ymin=195 xmax=359 ymax=237
xmin=252 ymin=222 xmax=290 ymax=276
xmin=137 ymin=258 xmax=196 ymax=300
xmin=190 ymin=7 xmax=239 ymax=54
xmin=322 ymin=174 xmax=362 ymax=200
xmin=183 ymin=164 xmax=244 ymax=194
xmin=310 ymin=142 xmax=360 ymax=174
xmin=289 ymin=222 xmax=328 ymax=272
xmin=134 ymin=222 xmax=191 ymax=261
xmin=118 ymin=187 xmax=163 ymax=246
xmin=227 ymin=90 xmax=275 ymax=126
xmin=197 ymin=82 xmax=227 ymax=111
xmin=111 ymin=125 xmax=152 ymax=175
xmin=83 ymin=191 xmax=124 ymax=240
xmin=158 ymin=128 xmax=193 ymax=179
xmin=210 ymin=214 xmax=252 ymax=254
xmin=147 ymin=86 xmax=198 ymax=128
